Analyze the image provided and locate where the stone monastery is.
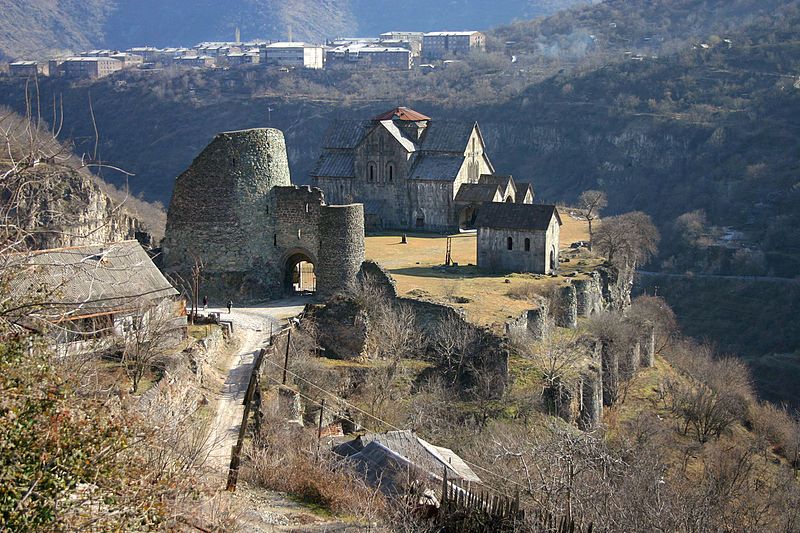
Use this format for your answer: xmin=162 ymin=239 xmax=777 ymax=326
xmin=311 ymin=107 xmax=536 ymax=232
xmin=162 ymin=110 xmax=562 ymax=301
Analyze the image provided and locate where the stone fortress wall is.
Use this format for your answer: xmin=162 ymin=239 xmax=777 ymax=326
xmin=162 ymin=128 xmax=364 ymax=301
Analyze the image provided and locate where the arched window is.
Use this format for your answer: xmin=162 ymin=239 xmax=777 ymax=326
xmin=506 ymin=196 xmax=514 ymax=203
xmin=298 ymin=229 xmax=302 ymax=239
xmin=387 ymin=162 xmax=394 ymax=183
xmin=507 ymin=237 xmax=513 ymax=250
xmin=368 ymin=162 xmax=376 ymax=182
xmin=305 ymin=203 xmax=310 ymax=213
xmin=524 ymin=238 xmax=531 ymax=252
xmin=273 ymin=233 xmax=277 ymax=247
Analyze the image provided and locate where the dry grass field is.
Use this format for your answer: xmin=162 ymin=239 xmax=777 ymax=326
xmin=364 ymin=207 xmax=603 ymax=329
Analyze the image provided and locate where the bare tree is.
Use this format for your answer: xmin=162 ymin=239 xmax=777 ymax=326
xmin=593 ymin=211 xmax=660 ymax=268
xmin=512 ymin=299 xmax=587 ymax=417
xmin=665 ymin=342 xmax=754 ymax=443
xmin=578 ymin=190 xmax=607 ymax=250
xmin=432 ymin=312 xmax=478 ymax=385
xmin=121 ymin=301 xmax=184 ymax=393
xmin=627 ymin=295 xmax=678 ymax=355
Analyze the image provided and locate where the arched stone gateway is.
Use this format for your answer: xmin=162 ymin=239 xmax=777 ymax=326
xmin=163 ymin=128 xmax=365 ymax=301
xmin=282 ymin=248 xmax=317 ymax=295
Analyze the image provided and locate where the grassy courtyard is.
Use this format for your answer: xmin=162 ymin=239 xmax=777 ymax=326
xmin=364 ymin=207 xmax=602 ymax=329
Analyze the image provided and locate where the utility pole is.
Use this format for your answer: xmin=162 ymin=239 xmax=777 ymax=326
xmin=282 ymin=328 xmax=291 ymax=385
xmin=316 ymin=399 xmax=325 ymax=461
xmin=445 ymin=236 xmax=452 ymax=266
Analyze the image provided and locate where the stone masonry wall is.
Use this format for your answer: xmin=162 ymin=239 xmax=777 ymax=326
xmin=163 ymin=128 xmax=290 ymax=299
xmin=163 ymin=128 xmax=366 ymax=302
xmin=317 ymin=204 xmax=365 ymax=299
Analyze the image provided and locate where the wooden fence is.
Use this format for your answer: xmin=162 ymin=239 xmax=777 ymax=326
xmin=439 ymin=470 xmax=593 ymax=533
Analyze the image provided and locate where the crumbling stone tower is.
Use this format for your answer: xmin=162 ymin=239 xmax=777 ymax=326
xmin=162 ymin=128 xmax=365 ymax=301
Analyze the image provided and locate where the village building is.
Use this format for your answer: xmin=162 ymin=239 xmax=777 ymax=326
xmin=422 ymin=31 xmax=486 ymax=61
xmin=475 ymin=203 xmax=562 ymax=275
xmin=379 ymin=31 xmax=424 ymax=59
xmin=108 ymin=52 xmax=144 ymax=68
xmin=6 ymin=241 xmax=183 ymax=355
xmin=225 ymin=51 xmax=261 ymax=66
xmin=8 ymin=61 xmax=42 ymax=77
xmin=50 ymin=57 xmax=123 ymax=79
xmin=193 ymin=42 xmax=240 ymax=57
xmin=334 ymin=430 xmax=481 ymax=497
xmin=325 ymin=43 xmax=411 ymax=70
xmin=311 ymin=106 xmax=533 ymax=232
xmin=174 ymin=55 xmax=215 ymax=69
xmin=263 ymin=42 xmax=324 ymax=69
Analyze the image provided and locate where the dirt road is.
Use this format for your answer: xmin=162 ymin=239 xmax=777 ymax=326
xmin=205 ymin=298 xmax=308 ymax=471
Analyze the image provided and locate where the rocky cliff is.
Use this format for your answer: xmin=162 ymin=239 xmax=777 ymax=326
xmin=12 ymin=164 xmax=146 ymax=249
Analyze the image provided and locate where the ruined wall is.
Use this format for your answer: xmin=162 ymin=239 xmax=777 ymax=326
xmin=305 ymin=297 xmax=368 ymax=360
xmin=357 ymin=260 xmax=398 ymax=298
xmin=556 ymin=284 xmax=578 ymax=329
xmin=574 ymin=272 xmax=604 ymax=317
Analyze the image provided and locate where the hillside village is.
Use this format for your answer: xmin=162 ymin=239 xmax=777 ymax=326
xmin=6 ymin=30 xmax=487 ymax=79
xmin=2 ymin=1 xmax=800 ymax=532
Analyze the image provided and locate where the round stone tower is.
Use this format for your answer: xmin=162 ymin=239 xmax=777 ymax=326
xmin=162 ymin=128 xmax=291 ymax=299
xmin=316 ymin=204 xmax=365 ymax=300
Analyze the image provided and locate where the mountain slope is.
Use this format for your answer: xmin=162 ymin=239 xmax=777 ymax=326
xmin=0 ymin=0 xmax=110 ymax=60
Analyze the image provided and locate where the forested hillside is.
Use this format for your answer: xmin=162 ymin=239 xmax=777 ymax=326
xmin=0 ymin=0 xmax=587 ymax=60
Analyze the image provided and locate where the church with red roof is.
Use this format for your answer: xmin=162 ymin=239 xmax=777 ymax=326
xmin=311 ymin=106 xmax=535 ymax=232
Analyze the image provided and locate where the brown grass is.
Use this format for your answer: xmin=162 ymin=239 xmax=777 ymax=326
xmin=364 ymin=209 xmax=602 ymax=329
xmin=243 ymin=417 xmax=385 ymax=518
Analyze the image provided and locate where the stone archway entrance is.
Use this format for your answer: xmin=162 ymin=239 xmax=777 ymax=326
xmin=458 ymin=204 xmax=479 ymax=230
xmin=283 ymin=250 xmax=316 ymax=295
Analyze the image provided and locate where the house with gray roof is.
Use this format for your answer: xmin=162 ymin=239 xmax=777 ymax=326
xmin=311 ymin=106 xmax=533 ymax=232
xmin=334 ymin=430 xmax=481 ymax=499
xmin=476 ymin=203 xmax=562 ymax=275
xmin=5 ymin=240 xmax=183 ymax=354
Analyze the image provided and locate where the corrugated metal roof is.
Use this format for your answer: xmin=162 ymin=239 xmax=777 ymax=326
xmin=421 ymin=121 xmax=476 ymax=153
xmin=322 ymin=120 xmax=373 ymax=149
xmin=343 ymin=430 xmax=481 ymax=484
xmin=311 ymin=152 xmax=355 ymax=178
xmin=475 ymin=203 xmax=561 ymax=231
xmin=372 ymin=107 xmax=431 ymax=121
xmin=7 ymin=241 xmax=177 ymax=321
xmin=454 ymin=183 xmax=502 ymax=203
xmin=409 ymin=154 xmax=464 ymax=181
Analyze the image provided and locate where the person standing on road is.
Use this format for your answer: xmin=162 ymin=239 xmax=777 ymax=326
xmin=227 ymin=300 xmax=233 ymax=314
